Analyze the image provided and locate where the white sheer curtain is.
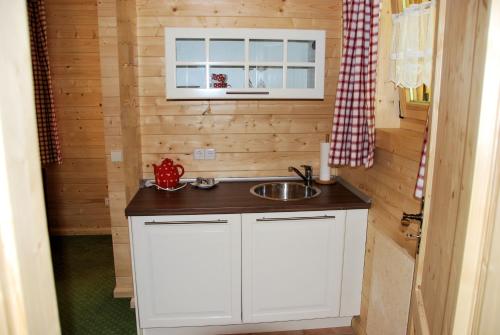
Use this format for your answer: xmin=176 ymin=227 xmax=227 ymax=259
xmin=390 ymin=1 xmax=436 ymax=88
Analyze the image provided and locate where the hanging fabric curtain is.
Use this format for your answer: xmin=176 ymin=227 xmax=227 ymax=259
xmin=414 ymin=124 xmax=428 ymax=198
xmin=390 ymin=1 xmax=436 ymax=88
xmin=27 ymin=0 xmax=62 ymax=165
xmin=389 ymin=1 xmax=437 ymax=199
xmin=329 ymin=0 xmax=381 ymax=168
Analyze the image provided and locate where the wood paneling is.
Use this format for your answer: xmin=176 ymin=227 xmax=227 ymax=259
xmin=114 ymin=0 xmax=143 ymax=299
xmin=0 ymin=2 xmax=60 ymax=331
xmin=45 ymin=0 xmax=110 ymax=235
xmin=96 ymin=0 xmax=140 ymax=298
xmin=97 ymin=0 xmax=343 ymax=297
xmin=341 ymin=0 xmax=423 ymax=334
xmin=136 ymin=1 xmax=342 ymax=180
xmin=457 ymin=1 xmax=500 ymax=333
xmin=414 ymin=0 xmax=496 ymax=333
xmin=340 ymin=130 xmax=421 ymax=256
xmin=374 ymin=0 xmax=400 ymax=128
xmin=240 ymin=327 xmax=353 ymax=335
xmin=134 ymin=0 xmax=342 ymax=19
xmin=94 ymin=3 xmax=421 ymax=329
xmin=344 ymin=134 xmax=421 ymax=335
xmin=365 ymin=231 xmax=414 ymax=335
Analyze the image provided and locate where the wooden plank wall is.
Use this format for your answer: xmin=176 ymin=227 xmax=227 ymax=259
xmin=44 ymin=0 xmax=110 ymax=235
xmin=420 ymin=0 xmax=486 ymax=332
xmin=96 ymin=0 xmax=139 ymax=297
xmin=343 ymin=128 xmax=422 ymax=334
xmin=339 ymin=0 xmax=425 ymax=333
xmin=0 ymin=1 xmax=61 ymax=331
xmin=47 ymin=3 xmax=425 ymax=332
xmin=96 ymin=0 xmax=344 ymax=297
xmin=136 ymin=0 xmax=343 ymax=179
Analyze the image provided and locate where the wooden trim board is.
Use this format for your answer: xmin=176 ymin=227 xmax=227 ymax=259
xmin=140 ymin=317 xmax=352 ymax=335
xmin=0 ymin=1 xmax=60 ymax=332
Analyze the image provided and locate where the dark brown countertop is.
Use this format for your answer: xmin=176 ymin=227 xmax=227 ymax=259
xmin=125 ymin=179 xmax=371 ymax=216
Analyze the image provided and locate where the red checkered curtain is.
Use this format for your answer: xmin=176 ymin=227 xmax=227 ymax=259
xmin=27 ymin=0 xmax=62 ymax=165
xmin=329 ymin=0 xmax=381 ymax=168
xmin=414 ymin=124 xmax=428 ymax=199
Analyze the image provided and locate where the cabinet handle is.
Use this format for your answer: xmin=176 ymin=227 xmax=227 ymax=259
xmin=256 ymin=215 xmax=336 ymax=222
xmin=225 ymin=91 xmax=270 ymax=95
xmin=145 ymin=219 xmax=229 ymax=225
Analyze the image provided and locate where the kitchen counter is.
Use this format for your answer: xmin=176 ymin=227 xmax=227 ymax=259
xmin=125 ymin=178 xmax=371 ymax=216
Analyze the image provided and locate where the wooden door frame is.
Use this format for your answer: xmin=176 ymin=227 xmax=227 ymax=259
xmin=451 ymin=0 xmax=500 ymax=332
xmin=410 ymin=0 xmax=500 ymax=334
xmin=472 ymin=142 xmax=500 ymax=333
xmin=406 ymin=0 xmax=446 ymax=332
xmin=0 ymin=1 xmax=60 ymax=334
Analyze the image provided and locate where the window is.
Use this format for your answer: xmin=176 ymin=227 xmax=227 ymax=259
xmin=392 ymin=0 xmax=432 ymax=117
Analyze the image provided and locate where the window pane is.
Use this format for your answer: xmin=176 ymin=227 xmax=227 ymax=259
xmin=405 ymin=84 xmax=431 ymax=103
xmin=287 ymin=67 xmax=315 ymax=89
xmin=210 ymin=39 xmax=245 ymax=62
xmin=249 ymin=66 xmax=283 ymax=89
xmin=287 ymin=40 xmax=315 ymax=63
xmin=176 ymin=38 xmax=205 ymax=62
xmin=403 ymin=0 xmax=426 ymax=9
xmin=250 ymin=40 xmax=283 ymax=62
xmin=176 ymin=66 xmax=206 ymax=88
xmin=209 ymin=66 xmax=245 ymax=89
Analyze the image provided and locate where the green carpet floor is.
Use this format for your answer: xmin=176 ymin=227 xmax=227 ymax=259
xmin=51 ymin=235 xmax=136 ymax=335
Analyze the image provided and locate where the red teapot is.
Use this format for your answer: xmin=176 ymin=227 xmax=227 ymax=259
xmin=153 ymin=158 xmax=184 ymax=189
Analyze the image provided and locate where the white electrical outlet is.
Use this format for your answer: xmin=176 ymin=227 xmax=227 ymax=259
xmin=205 ymin=148 xmax=216 ymax=160
xmin=110 ymin=150 xmax=123 ymax=162
xmin=193 ymin=148 xmax=205 ymax=160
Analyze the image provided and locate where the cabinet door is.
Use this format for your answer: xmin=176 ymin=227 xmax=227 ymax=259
xmin=242 ymin=211 xmax=346 ymax=323
xmin=130 ymin=214 xmax=241 ymax=328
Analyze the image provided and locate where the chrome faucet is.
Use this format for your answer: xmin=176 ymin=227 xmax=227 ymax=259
xmin=288 ymin=165 xmax=313 ymax=188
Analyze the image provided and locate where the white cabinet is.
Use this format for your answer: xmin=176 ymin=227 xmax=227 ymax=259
xmin=241 ymin=211 xmax=346 ymax=323
xmin=130 ymin=214 xmax=241 ymax=328
xmin=165 ymin=28 xmax=326 ymax=100
xmin=129 ymin=209 xmax=368 ymax=334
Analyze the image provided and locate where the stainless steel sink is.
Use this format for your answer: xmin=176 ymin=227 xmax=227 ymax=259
xmin=250 ymin=182 xmax=321 ymax=201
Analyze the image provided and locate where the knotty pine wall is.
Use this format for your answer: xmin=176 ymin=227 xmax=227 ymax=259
xmin=95 ymin=4 xmax=425 ymax=332
xmin=95 ymin=0 xmax=344 ymax=297
xmin=135 ymin=0 xmax=342 ymax=179
xmin=44 ymin=0 xmax=110 ymax=235
xmin=339 ymin=0 xmax=424 ymax=333
xmin=342 ymin=128 xmax=422 ymax=334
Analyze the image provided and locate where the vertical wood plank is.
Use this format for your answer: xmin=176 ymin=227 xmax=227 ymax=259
xmin=45 ymin=0 xmax=110 ymax=234
xmin=96 ymin=0 xmax=343 ymax=298
xmin=337 ymin=1 xmax=423 ymax=334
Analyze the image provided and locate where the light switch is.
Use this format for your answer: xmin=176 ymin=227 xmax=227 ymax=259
xmin=110 ymin=150 xmax=123 ymax=162
xmin=205 ymin=148 xmax=216 ymax=160
xmin=193 ymin=148 xmax=205 ymax=160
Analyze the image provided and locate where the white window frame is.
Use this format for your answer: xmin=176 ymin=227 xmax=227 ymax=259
xmin=164 ymin=28 xmax=326 ymax=100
